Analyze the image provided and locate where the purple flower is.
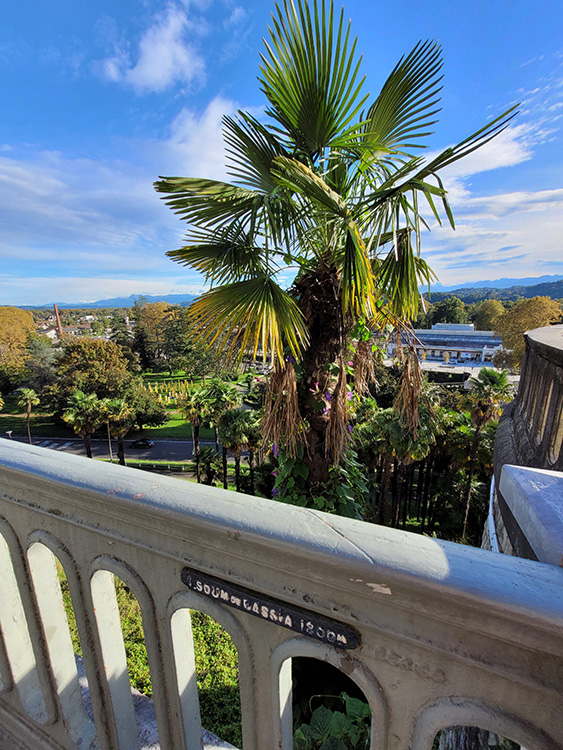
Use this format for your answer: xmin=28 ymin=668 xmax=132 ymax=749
xmin=346 ymin=391 xmax=353 ymax=401
xmin=272 ymin=487 xmax=279 ymax=497
xmin=286 ymin=354 xmax=296 ymax=363
xmin=347 ymin=424 xmax=353 ymax=434
xmin=323 ymin=407 xmax=329 ymax=415
xmin=348 ymin=361 xmax=354 ymax=367
xmin=325 ymin=392 xmax=332 ymax=401
xmin=272 ymin=469 xmax=278 ymax=477
xmin=272 ymin=443 xmax=279 ymax=458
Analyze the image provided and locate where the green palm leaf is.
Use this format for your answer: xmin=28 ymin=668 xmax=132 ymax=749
xmin=167 ymin=223 xmax=273 ymax=285
xmin=362 ymin=40 xmax=443 ymax=156
xmin=259 ymin=0 xmax=368 ymax=155
xmin=189 ymin=276 xmax=308 ymax=361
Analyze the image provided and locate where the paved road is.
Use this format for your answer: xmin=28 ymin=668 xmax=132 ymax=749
xmin=4 ymin=436 xmax=216 ymax=462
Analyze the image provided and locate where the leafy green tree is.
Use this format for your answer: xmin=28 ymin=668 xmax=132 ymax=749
xmin=461 ymin=369 xmax=512 ymax=538
xmin=22 ymin=337 xmax=58 ymax=391
xmin=128 ymin=384 xmax=168 ymax=430
xmin=62 ymin=391 xmax=104 ymax=458
xmin=17 ymin=388 xmax=40 ymax=445
xmin=424 ymin=296 xmax=468 ymax=327
xmin=474 ymin=299 xmax=505 ymax=331
xmin=494 ymin=296 xmax=562 ymax=370
xmin=45 ymin=338 xmax=135 ymax=416
xmin=155 ymin=0 xmax=514 ymax=505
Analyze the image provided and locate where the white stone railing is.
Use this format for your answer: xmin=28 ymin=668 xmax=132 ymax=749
xmin=0 ymin=440 xmax=562 ymax=750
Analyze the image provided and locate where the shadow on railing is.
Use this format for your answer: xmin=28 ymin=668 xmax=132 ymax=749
xmin=0 ymin=440 xmax=562 ymax=749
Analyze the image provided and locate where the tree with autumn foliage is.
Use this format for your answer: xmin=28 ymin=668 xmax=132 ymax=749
xmin=494 ymin=296 xmax=562 ymax=370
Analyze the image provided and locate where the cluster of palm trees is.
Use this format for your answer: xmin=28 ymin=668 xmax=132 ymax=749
xmin=177 ymin=379 xmax=262 ymax=492
xmin=353 ymin=369 xmax=512 ymax=541
xmin=62 ymin=391 xmax=133 ymax=464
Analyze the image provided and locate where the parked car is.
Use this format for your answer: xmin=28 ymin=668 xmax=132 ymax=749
xmin=130 ymin=439 xmax=154 ymax=449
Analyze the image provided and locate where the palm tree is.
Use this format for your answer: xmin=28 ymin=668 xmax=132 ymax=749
xmin=218 ymin=409 xmax=251 ymax=492
xmin=105 ymin=398 xmax=134 ymax=466
xmin=204 ymin=379 xmax=242 ymax=451
xmin=461 ymin=369 xmax=512 ymax=538
xmin=17 ymin=388 xmax=40 ymax=445
xmin=155 ymin=0 xmax=515 ymax=503
xmin=62 ymin=391 xmax=103 ymax=458
xmin=178 ymin=385 xmax=210 ymax=482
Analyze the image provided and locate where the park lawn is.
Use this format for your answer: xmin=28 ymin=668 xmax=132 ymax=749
xmin=0 ymin=394 xmax=71 ymax=439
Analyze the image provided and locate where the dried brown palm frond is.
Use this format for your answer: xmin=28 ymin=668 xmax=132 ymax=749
xmin=325 ymin=357 xmax=350 ymax=465
xmin=393 ymin=345 xmax=424 ymax=440
xmin=261 ymin=361 xmax=303 ymax=458
xmin=352 ymin=338 xmax=377 ymax=395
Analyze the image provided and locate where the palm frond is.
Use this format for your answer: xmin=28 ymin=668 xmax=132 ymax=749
xmin=363 ymin=40 xmax=444 ymax=156
xmin=188 ymin=276 xmax=308 ymax=362
xmin=376 ymin=230 xmax=437 ymax=320
xmin=167 ymin=223 xmax=273 ymax=285
xmin=259 ymin=0 xmax=368 ymax=156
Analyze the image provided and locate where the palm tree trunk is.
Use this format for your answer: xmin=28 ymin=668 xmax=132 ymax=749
xmin=117 ymin=437 xmax=125 ymax=466
xmin=222 ymin=446 xmax=228 ymax=489
xmin=378 ymin=455 xmax=393 ymax=525
xmin=462 ymin=425 xmax=483 ymax=539
xmin=26 ymin=404 xmax=32 ymax=444
xmin=106 ymin=423 xmax=114 ymax=462
xmin=248 ymin=449 xmax=255 ymax=495
xmin=83 ymin=433 xmax=93 ymax=459
xmin=192 ymin=423 xmax=201 ymax=483
xmin=234 ymin=453 xmax=241 ymax=492
xmin=214 ymin=425 xmax=219 ymax=453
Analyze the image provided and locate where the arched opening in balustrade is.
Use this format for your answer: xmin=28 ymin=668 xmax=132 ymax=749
xmin=170 ymin=606 xmax=243 ymax=748
xmin=547 ymin=392 xmax=563 ymax=466
xmin=90 ymin=567 xmax=160 ymax=748
xmin=413 ymin=698 xmax=557 ymax=750
xmin=535 ymin=380 xmax=554 ymax=446
xmin=27 ymin=540 xmax=97 ymax=747
xmin=433 ymin=726 xmax=525 ymax=749
xmin=0 ymin=526 xmax=48 ymax=723
xmin=291 ymin=657 xmax=372 ymax=749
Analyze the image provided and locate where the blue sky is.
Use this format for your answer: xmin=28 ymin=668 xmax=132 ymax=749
xmin=1 ymin=0 xmax=562 ymax=306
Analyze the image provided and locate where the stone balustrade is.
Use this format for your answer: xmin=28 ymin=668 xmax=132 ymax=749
xmin=0 ymin=440 xmax=562 ymax=750
xmin=491 ymin=324 xmax=563 ymax=560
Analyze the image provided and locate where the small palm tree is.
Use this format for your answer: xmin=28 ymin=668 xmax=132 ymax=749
xmin=17 ymin=388 xmax=40 ymax=445
xmin=62 ymin=391 xmax=103 ymax=458
xmin=218 ymin=409 xmax=251 ymax=492
xmin=205 ymin=379 xmax=242 ymax=451
xmin=105 ymin=398 xmax=134 ymax=466
xmin=178 ymin=385 xmax=211 ymax=482
xmin=461 ymin=368 xmax=512 ymax=538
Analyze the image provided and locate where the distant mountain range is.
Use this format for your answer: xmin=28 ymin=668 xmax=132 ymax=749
xmin=423 ymin=277 xmax=563 ymax=304
xmin=17 ymin=274 xmax=563 ymax=310
xmin=21 ymin=293 xmax=198 ymax=310
xmin=430 ymin=274 xmax=563 ymax=292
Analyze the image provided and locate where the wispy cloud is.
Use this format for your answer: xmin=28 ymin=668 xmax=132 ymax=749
xmin=97 ymin=4 xmax=205 ymax=93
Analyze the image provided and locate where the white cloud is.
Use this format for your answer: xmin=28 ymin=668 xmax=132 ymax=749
xmin=422 ymin=187 xmax=563 ymax=287
xmin=99 ymin=5 xmax=205 ymax=93
xmin=0 ymin=275 xmax=204 ymax=307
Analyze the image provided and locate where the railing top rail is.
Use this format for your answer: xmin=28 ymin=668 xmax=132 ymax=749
xmin=1 ymin=441 xmax=562 ymax=644
xmin=525 ymin=324 xmax=563 ymax=360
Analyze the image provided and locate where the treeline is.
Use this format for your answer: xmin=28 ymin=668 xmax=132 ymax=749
xmin=422 ymin=278 xmax=563 ymax=304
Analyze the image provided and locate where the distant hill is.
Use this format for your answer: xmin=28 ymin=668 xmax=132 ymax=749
xmin=430 ymin=274 xmax=563 ymax=293
xmin=21 ymin=293 xmax=198 ymax=310
xmin=424 ymin=279 xmax=563 ymax=305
